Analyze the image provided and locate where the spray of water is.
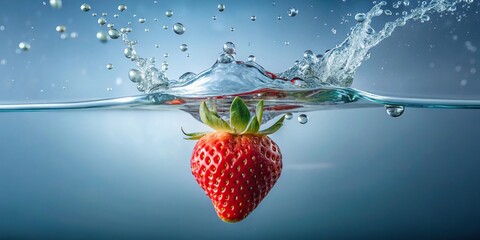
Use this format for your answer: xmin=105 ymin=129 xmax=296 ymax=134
xmin=119 ymin=0 xmax=471 ymax=96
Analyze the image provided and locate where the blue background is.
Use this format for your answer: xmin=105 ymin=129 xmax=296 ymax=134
xmin=1 ymin=0 xmax=479 ymax=239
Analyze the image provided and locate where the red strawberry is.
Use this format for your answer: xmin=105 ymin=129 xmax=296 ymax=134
xmin=183 ymin=97 xmax=285 ymax=223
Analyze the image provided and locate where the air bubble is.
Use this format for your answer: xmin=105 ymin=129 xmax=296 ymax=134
xmin=49 ymin=0 xmax=62 ymax=9
xmin=166 ymin=10 xmax=173 ymax=17
xmin=288 ymin=7 xmax=298 ymax=17
xmin=355 ymin=13 xmax=366 ymax=22
xmin=108 ymin=28 xmax=120 ymax=39
xmin=385 ymin=105 xmax=405 ymax=117
xmin=106 ymin=63 xmax=113 ymax=70
xmin=18 ymin=41 xmax=31 ymax=51
xmin=173 ymin=23 xmax=185 ymax=35
xmin=223 ymin=42 xmax=236 ymax=54
xmin=98 ymin=17 xmax=107 ymax=26
xmin=128 ymin=69 xmax=143 ymax=83
xmin=180 ymin=44 xmax=188 ymax=52
xmin=298 ymin=114 xmax=308 ymax=124
xmin=96 ymin=32 xmax=108 ymax=42
xmin=55 ymin=25 xmax=66 ymax=33
xmin=218 ymin=4 xmax=225 ymax=12
xmin=139 ymin=18 xmax=146 ymax=23
xmin=80 ymin=3 xmax=91 ymax=12
xmin=118 ymin=4 xmax=127 ymax=12
xmin=251 ymin=16 xmax=256 ymax=21
xmin=285 ymin=113 xmax=293 ymax=120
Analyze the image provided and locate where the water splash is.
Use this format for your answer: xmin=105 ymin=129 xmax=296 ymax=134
xmin=114 ymin=0 xmax=471 ymax=96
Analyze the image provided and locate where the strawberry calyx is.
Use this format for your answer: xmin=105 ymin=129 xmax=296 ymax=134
xmin=182 ymin=97 xmax=285 ymax=140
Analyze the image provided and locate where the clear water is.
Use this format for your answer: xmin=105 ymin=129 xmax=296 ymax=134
xmin=1 ymin=0 xmax=480 ymax=238
xmin=0 ymin=0 xmax=478 ymax=120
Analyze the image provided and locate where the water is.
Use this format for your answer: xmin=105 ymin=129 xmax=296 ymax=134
xmin=1 ymin=0 xmax=479 ymax=238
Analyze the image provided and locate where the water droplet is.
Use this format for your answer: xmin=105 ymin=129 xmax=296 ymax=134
xmin=0 ymin=25 xmax=5 ymax=31
xmin=164 ymin=53 xmax=169 ymax=58
xmin=217 ymin=53 xmax=235 ymax=63
xmin=331 ymin=28 xmax=337 ymax=34
xmin=247 ymin=55 xmax=256 ymax=62
xmin=180 ymin=44 xmax=188 ymax=52
xmin=385 ymin=105 xmax=405 ymax=117
xmin=155 ymin=44 xmax=160 ymax=48
xmin=298 ymin=114 xmax=308 ymax=124
xmin=108 ymin=28 xmax=120 ymax=39
xmin=106 ymin=87 xmax=113 ymax=91
xmin=355 ymin=13 xmax=366 ymax=22
xmin=366 ymin=27 xmax=375 ymax=34
xmin=277 ymin=16 xmax=282 ymax=20
xmin=70 ymin=32 xmax=78 ymax=38
xmin=288 ymin=7 xmax=298 ymax=17
xmin=403 ymin=0 xmax=410 ymax=6
xmin=179 ymin=72 xmax=196 ymax=83
xmin=139 ymin=18 xmax=146 ymax=23
xmin=166 ymin=10 xmax=173 ymax=17
xmin=18 ymin=41 xmax=31 ymax=51
xmin=420 ymin=14 xmax=430 ymax=22
xmin=106 ymin=63 xmax=113 ymax=70
xmin=212 ymin=16 xmax=217 ymax=20
xmin=223 ymin=42 xmax=236 ymax=54
xmin=92 ymin=13 xmax=97 ymax=17
xmin=218 ymin=4 xmax=225 ymax=12
xmin=102 ymin=13 xmax=107 ymax=16
xmin=173 ymin=23 xmax=185 ymax=35
xmin=163 ymin=25 xmax=168 ymax=30
xmin=285 ymin=113 xmax=293 ymax=120
xmin=96 ymin=31 xmax=108 ymax=43
xmin=80 ymin=3 xmax=91 ymax=12
xmin=250 ymin=16 xmax=256 ymax=21
xmin=49 ymin=0 xmax=62 ymax=9
xmin=55 ymin=25 xmax=66 ymax=33
xmin=118 ymin=4 xmax=127 ymax=12
xmin=98 ymin=17 xmax=107 ymax=26
xmin=124 ymin=47 xmax=135 ymax=58
xmin=284 ymin=41 xmax=290 ymax=45
xmin=161 ymin=61 xmax=169 ymax=71
xmin=129 ymin=69 xmax=143 ymax=83
xmin=107 ymin=23 xmax=115 ymax=28
xmin=230 ymin=27 xmax=235 ymax=32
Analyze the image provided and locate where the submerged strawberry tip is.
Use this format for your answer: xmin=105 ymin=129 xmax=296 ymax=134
xmin=183 ymin=97 xmax=285 ymax=223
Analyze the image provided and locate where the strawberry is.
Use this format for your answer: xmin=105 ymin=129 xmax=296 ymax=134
xmin=183 ymin=97 xmax=285 ymax=223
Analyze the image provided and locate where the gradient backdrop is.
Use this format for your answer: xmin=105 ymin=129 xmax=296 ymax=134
xmin=1 ymin=0 xmax=479 ymax=239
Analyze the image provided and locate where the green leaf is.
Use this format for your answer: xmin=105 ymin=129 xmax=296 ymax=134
xmin=181 ymin=127 xmax=209 ymax=140
xmin=200 ymin=101 xmax=231 ymax=132
xmin=255 ymin=100 xmax=264 ymax=125
xmin=242 ymin=117 xmax=260 ymax=134
xmin=230 ymin=97 xmax=250 ymax=133
xmin=259 ymin=115 xmax=286 ymax=135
